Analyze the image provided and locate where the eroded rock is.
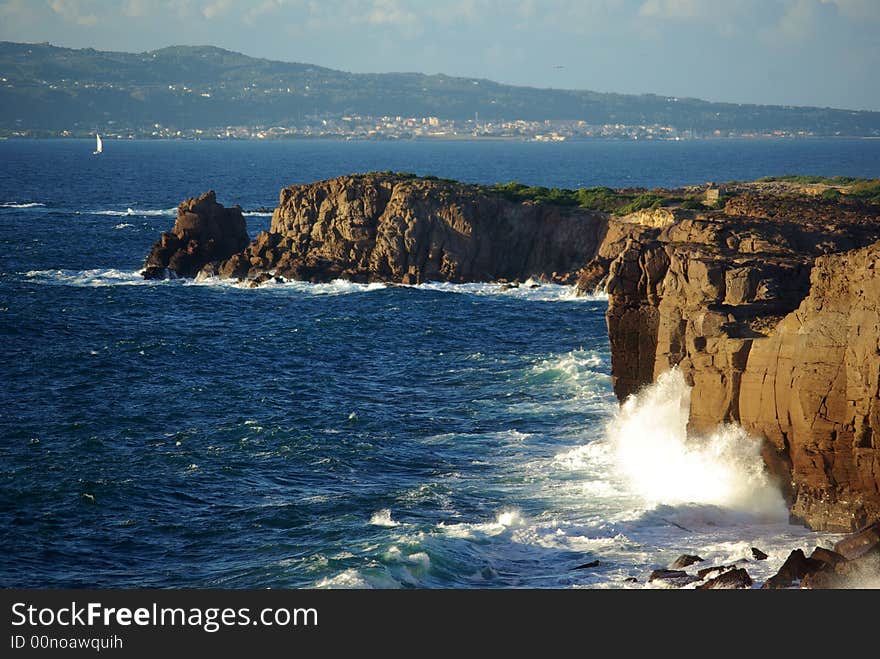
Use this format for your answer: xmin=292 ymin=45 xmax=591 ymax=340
xmin=142 ymin=191 xmax=249 ymax=279
xmin=215 ymin=173 xmax=609 ymax=285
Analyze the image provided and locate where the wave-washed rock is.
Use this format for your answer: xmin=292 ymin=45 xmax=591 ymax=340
xmin=142 ymin=190 xmax=249 ymax=279
xmin=143 ymin=175 xmax=880 ymax=533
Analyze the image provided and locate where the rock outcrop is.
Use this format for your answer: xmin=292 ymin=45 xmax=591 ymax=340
xmin=764 ymin=525 xmax=880 ymax=589
xmin=696 ymin=568 xmax=752 ymax=589
xmin=652 ymin=520 xmax=879 ymax=588
xmin=142 ymin=191 xmax=249 ymax=279
xmin=206 ymin=174 xmax=610 ymax=285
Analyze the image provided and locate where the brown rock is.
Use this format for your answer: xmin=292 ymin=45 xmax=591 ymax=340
xmin=833 ymin=521 xmax=880 ymax=560
xmin=697 ymin=568 xmax=752 ymax=589
xmin=224 ymin=173 xmax=608 ymax=285
xmin=809 ymin=547 xmax=847 ymax=568
xmin=761 ymin=549 xmax=825 ymax=589
xmin=751 ymin=547 xmax=769 ymax=561
xmin=697 ymin=564 xmax=737 ymax=580
xmin=833 ymin=548 xmax=880 ymax=586
xmin=670 ymin=554 xmax=704 ymax=569
xmin=142 ymin=190 xmax=249 ymax=279
xmin=647 ymin=569 xmax=700 ymax=587
xmin=800 ymin=569 xmax=845 ymax=589
xmin=801 ymin=545 xmax=880 ymax=588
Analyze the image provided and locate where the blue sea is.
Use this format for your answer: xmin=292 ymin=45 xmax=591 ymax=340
xmin=2 ymin=138 xmax=879 ymax=589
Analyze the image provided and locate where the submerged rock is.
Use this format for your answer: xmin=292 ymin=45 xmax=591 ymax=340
xmin=696 ymin=564 xmax=737 ymax=580
xmin=647 ymin=569 xmax=700 ymax=587
xmin=697 ymin=568 xmax=752 ymax=590
xmin=670 ymin=554 xmax=704 ymax=569
xmin=751 ymin=547 xmax=769 ymax=561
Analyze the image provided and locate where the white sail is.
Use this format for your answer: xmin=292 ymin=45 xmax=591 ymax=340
xmin=93 ymin=134 xmax=103 ymax=155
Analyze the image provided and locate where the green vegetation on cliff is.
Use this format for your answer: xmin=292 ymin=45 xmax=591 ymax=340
xmin=484 ymin=182 xmax=671 ymax=215
xmin=759 ymin=175 xmax=880 ymax=203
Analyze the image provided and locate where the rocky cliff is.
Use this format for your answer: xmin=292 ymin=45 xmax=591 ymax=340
xmin=142 ymin=175 xmax=880 ymax=532
xmin=602 ymin=192 xmax=880 ymax=531
xmin=206 ymin=173 xmax=611 ymax=285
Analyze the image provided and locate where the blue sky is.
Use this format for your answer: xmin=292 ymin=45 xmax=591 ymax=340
xmin=1 ymin=0 xmax=878 ymax=110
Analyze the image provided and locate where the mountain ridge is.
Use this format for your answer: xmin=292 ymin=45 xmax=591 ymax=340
xmin=2 ymin=40 xmax=879 ymax=137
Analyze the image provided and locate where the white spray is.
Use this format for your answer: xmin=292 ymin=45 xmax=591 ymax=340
xmin=608 ymin=369 xmax=787 ymax=520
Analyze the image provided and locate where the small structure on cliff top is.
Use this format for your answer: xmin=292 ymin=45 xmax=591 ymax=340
xmin=704 ymin=185 xmax=720 ymax=204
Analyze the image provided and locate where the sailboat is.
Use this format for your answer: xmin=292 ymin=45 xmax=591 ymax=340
xmin=93 ymin=133 xmax=103 ymax=155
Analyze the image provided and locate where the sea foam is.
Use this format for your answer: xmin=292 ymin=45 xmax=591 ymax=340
xmin=369 ymin=509 xmax=400 ymax=527
xmin=409 ymin=281 xmax=604 ymax=302
xmin=90 ymin=207 xmax=176 ymax=217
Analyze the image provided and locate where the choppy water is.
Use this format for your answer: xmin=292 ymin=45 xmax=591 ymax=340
xmin=3 ymin=138 xmax=879 ymax=588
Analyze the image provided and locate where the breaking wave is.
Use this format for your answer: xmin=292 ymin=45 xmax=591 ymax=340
xmin=409 ymin=281 xmax=605 ymax=302
xmin=20 ymin=269 xmax=604 ymax=303
xmin=1 ymin=201 xmax=45 ymax=208
xmin=608 ymin=368 xmax=787 ymax=519
xmin=369 ymin=509 xmax=400 ymax=527
xmin=89 ymin=207 xmax=176 ymax=217
xmin=23 ymin=269 xmax=157 ymax=287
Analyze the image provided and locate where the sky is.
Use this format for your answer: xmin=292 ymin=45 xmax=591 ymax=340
xmin=1 ymin=0 xmax=878 ymax=110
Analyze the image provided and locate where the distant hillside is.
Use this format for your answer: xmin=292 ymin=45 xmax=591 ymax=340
xmin=1 ymin=41 xmax=879 ymax=137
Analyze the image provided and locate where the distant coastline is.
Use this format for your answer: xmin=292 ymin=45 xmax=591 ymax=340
xmin=3 ymin=41 xmax=879 ymax=141
xmin=4 ymin=133 xmax=878 ymax=142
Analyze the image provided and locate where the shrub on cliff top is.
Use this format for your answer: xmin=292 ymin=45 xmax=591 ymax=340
xmin=614 ymin=193 xmax=665 ymax=215
xmin=758 ymin=175 xmax=869 ymax=185
xmin=484 ymin=181 xmax=678 ymax=214
xmin=848 ymin=179 xmax=880 ymax=203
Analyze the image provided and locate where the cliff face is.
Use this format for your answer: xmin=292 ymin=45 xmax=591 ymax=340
xmin=740 ymin=244 xmax=880 ymax=531
xmin=603 ymin=194 xmax=880 ymax=531
xmin=209 ymin=174 xmax=609 ymax=285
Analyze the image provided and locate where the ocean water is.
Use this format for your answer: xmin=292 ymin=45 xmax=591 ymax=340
xmin=2 ymin=138 xmax=879 ymax=589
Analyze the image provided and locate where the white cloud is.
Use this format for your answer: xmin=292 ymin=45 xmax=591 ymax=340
xmin=638 ymin=0 xmax=768 ymax=23
xmin=776 ymin=0 xmax=819 ymax=40
xmin=366 ymin=0 xmax=419 ymax=28
xmin=244 ymin=0 xmax=283 ymax=24
xmin=200 ymin=0 xmax=232 ymax=19
xmin=822 ymin=0 xmax=880 ymax=22
xmin=122 ymin=0 xmax=147 ymax=17
xmin=48 ymin=0 xmax=99 ymax=26
xmin=0 ymin=0 xmax=34 ymax=20
xmin=639 ymin=0 xmax=706 ymax=19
